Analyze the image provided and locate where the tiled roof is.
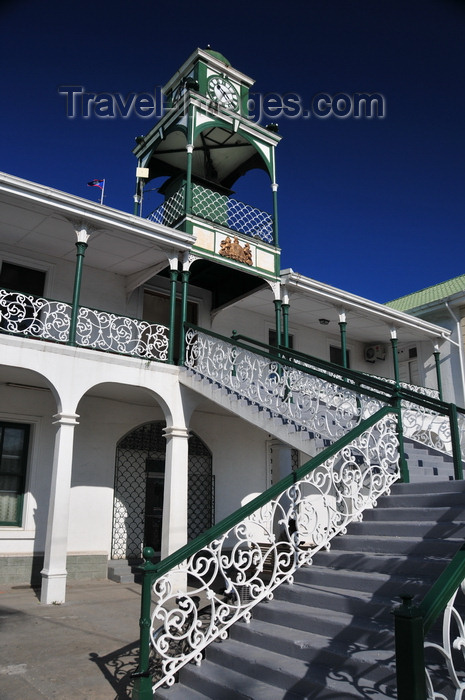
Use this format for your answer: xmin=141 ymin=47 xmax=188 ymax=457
xmin=386 ymin=274 xmax=465 ymax=312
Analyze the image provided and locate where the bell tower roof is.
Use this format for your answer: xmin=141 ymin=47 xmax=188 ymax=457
xmin=204 ymin=46 xmax=231 ymax=66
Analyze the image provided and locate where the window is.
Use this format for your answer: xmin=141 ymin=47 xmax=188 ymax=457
xmin=330 ymin=345 xmax=350 ymax=368
xmin=0 ymin=262 xmax=46 ymax=296
xmin=269 ymin=329 xmax=294 ymax=349
xmin=0 ymin=422 xmax=30 ymax=526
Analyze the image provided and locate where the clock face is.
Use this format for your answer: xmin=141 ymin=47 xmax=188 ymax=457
xmin=207 ymin=76 xmax=239 ymax=111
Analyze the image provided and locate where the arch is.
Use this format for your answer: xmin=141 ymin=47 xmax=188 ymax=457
xmin=111 ymin=420 xmax=213 ymax=560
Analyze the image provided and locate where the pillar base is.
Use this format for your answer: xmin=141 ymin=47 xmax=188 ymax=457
xmin=40 ymin=569 xmax=67 ymax=604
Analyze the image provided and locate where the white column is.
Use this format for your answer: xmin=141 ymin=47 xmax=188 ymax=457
xmin=40 ymin=412 xmax=79 ymax=605
xmin=161 ymin=426 xmax=190 ymax=559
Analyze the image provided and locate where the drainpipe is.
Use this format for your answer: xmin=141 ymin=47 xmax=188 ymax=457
xmin=69 ymin=224 xmax=90 ymax=346
xmin=445 ymin=302 xmax=465 ymax=406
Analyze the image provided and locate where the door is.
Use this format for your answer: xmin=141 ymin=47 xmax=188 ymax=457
xmin=144 ymin=459 xmax=165 ymax=552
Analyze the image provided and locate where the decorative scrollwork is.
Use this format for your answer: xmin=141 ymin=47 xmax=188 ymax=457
xmin=401 ymin=400 xmax=455 ymax=457
xmin=425 ymin=582 xmax=465 ymax=699
xmin=0 ymin=290 xmax=71 ymax=341
xmin=148 ymin=413 xmax=400 ymax=691
xmin=0 ymin=288 xmax=169 ymax=362
xmin=76 ymin=308 xmax=169 ymax=360
xmin=185 ymin=329 xmax=386 ymax=443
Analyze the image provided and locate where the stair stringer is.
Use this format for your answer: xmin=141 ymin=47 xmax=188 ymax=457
xmin=179 ymin=367 xmax=318 ymax=455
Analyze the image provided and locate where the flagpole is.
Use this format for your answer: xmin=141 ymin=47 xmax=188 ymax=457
xmin=100 ymin=179 xmax=105 ymax=205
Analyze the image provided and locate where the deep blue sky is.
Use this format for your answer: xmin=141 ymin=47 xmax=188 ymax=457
xmin=2 ymin=0 xmax=464 ymax=303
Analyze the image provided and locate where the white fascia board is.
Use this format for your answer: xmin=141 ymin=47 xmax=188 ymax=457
xmin=0 ymin=172 xmax=194 ymax=251
xmin=281 ymin=269 xmax=450 ymax=340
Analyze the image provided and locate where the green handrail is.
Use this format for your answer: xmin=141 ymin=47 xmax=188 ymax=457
xmin=394 ymin=543 xmax=465 ymax=700
xmin=196 ymin=324 xmax=465 ymax=472
xmin=132 ymin=404 xmax=400 ymax=698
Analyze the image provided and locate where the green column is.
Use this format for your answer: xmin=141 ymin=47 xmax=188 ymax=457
xmin=282 ymin=303 xmax=290 ymax=349
xmin=274 ymin=299 xmax=282 ymax=348
xmin=271 ymin=183 xmax=279 ymax=247
xmin=179 ymin=268 xmax=190 ymax=365
xmin=132 ymin=547 xmax=158 ymax=700
xmin=393 ymin=595 xmax=427 ymax=700
xmin=433 ymin=348 xmax=443 ymax=401
xmin=449 ymin=403 xmax=464 ymax=480
xmin=168 ymin=268 xmax=178 ymax=365
xmin=339 ymin=319 xmax=347 ymax=369
xmin=391 ymin=334 xmax=400 ymax=388
xmin=185 ymin=144 xmax=193 ymax=216
xmin=69 ymin=240 xmax=88 ymax=346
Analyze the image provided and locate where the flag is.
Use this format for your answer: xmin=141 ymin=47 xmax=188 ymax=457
xmin=87 ymin=179 xmax=104 ymax=189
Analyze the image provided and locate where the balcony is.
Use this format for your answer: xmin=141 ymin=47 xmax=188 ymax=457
xmin=147 ymin=183 xmax=274 ymax=245
xmin=0 ymin=288 xmax=169 ymax=362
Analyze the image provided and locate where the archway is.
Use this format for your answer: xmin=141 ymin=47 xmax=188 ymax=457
xmin=111 ymin=421 xmax=213 ymax=560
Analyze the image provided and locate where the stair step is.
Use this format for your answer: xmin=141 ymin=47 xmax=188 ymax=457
xmin=328 ymin=533 xmax=462 ymax=556
xmin=293 ymin=563 xmax=432 ymax=597
xmin=156 ymin=684 xmax=211 ymax=700
xmin=195 ymin=636 xmax=397 ymax=699
xmin=313 ymin=549 xmax=453 ymax=580
xmin=376 ymin=491 xmax=465 ymax=507
xmin=362 ymin=506 xmax=465 ymax=522
xmin=390 ymin=480 xmax=465 ymax=494
xmin=347 ymin=519 xmax=465 ymax=538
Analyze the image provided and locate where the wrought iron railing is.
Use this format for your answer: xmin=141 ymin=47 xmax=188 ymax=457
xmin=185 ymin=326 xmax=465 ymax=473
xmin=146 ymin=184 xmax=274 ymax=244
xmin=132 ymin=405 xmax=401 ymax=697
xmin=0 ymin=288 xmax=169 ymax=362
xmin=184 ymin=326 xmax=389 ymax=444
xmin=394 ymin=543 xmax=465 ymax=700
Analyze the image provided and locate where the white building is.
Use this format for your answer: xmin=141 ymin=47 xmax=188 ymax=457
xmin=0 ymin=49 xmax=455 ymax=605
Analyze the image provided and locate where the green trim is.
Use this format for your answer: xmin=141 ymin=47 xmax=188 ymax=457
xmin=391 ymin=336 xmax=400 ymax=388
xmin=168 ymin=269 xmax=178 ymax=365
xmin=274 ymin=299 xmax=282 ymax=347
xmin=339 ymin=321 xmax=347 ymax=369
xmin=178 ymin=270 xmax=190 ymax=365
xmin=69 ymin=241 xmax=88 ymax=347
xmin=434 ymin=350 xmax=444 ymax=402
xmin=420 ymin=542 xmax=465 ymax=632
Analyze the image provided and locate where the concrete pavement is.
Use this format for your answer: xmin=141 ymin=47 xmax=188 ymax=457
xmin=0 ymin=579 xmax=143 ymax=700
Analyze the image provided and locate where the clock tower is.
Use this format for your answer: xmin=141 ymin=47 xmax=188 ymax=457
xmin=133 ymin=47 xmax=283 ymax=360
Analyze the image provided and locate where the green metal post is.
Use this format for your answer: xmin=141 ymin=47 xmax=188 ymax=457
xmin=339 ymin=320 xmax=347 ymax=369
xmin=394 ymin=595 xmax=427 ymax=700
xmin=274 ymin=299 xmax=282 ymax=348
xmin=132 ymin=547 xmax=158 ymax=700
xmin=168 ymin=268 xmax=178 ymax=365
xmin=282 ymin=303 xmax=290 ymax=349
xmin=69 ymin=241 xmax=88 ymax=346
xmin=185 ymin=108 xmax=194 ymax=217
xmin=178 ymin=269 xmax=190 ymax=365
xmin=434 ymin=350 xmax=444 ymax=402
xmin=449 ymin=403 xmax=463 ymax=480
xmin=395 ymin=395 xmax=410 ymax=483
xmin=391 ymin=335 xmax=400 ymax=388
xmin=271 ymin=183 xmax=279 ymax=248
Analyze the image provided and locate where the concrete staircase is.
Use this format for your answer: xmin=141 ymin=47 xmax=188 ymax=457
xmin=156 ymin=479 xmax=465 ymax=699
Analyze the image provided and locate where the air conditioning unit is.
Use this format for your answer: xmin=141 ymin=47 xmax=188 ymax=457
xmin=364 ymin=344 xmax=386 ymax=363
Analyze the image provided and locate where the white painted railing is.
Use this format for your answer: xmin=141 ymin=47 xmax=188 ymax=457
xmin=0 ymin=288 xmax=169 ymax=362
